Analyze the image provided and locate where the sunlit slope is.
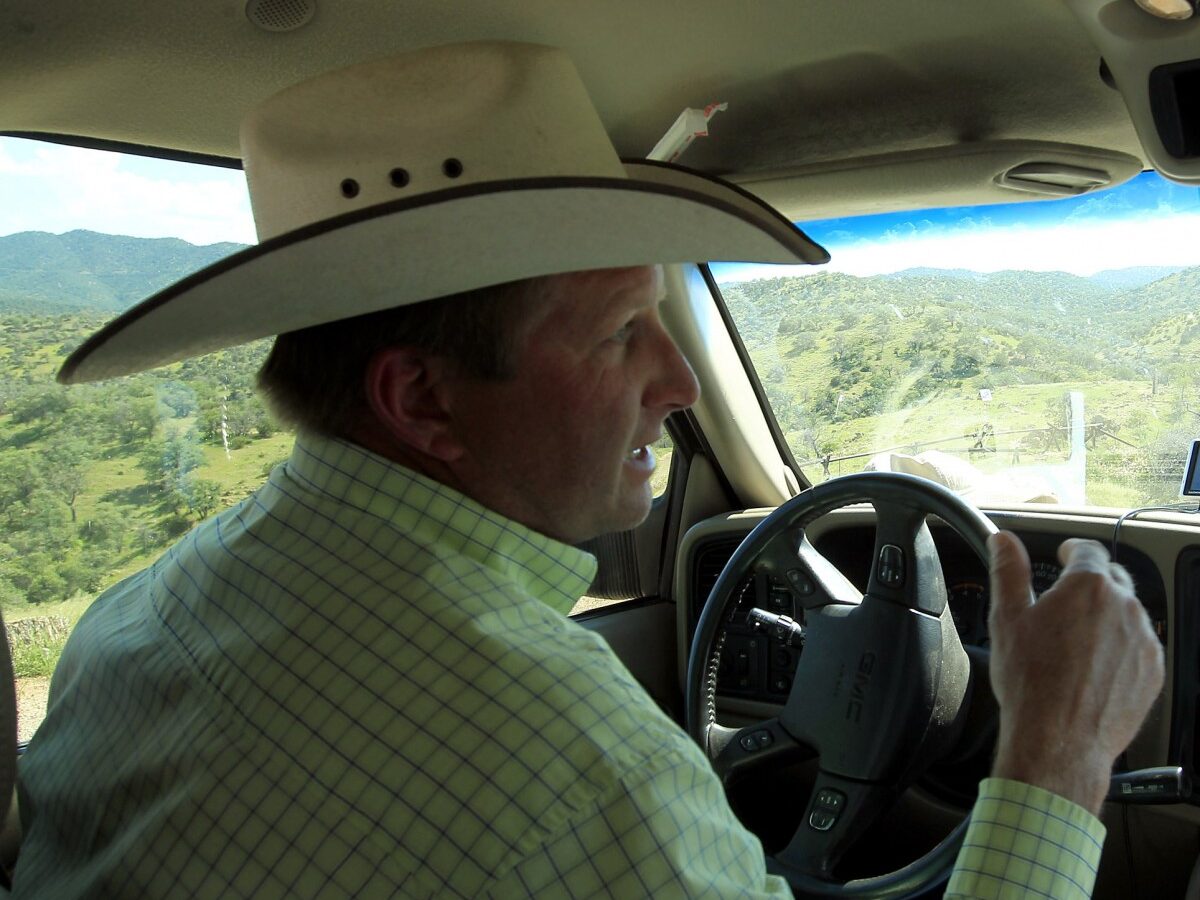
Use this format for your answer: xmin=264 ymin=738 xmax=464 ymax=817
xmin=723 ymin=267 xmax=1199 ymax=502
xmin=0 ymin=312 xmax=284 ymax=606
xmin=0 ymin=230 xmax=247 ymax=313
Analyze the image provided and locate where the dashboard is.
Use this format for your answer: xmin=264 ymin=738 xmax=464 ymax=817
xmin=676 ymin=504 xmax=1194 ymax=807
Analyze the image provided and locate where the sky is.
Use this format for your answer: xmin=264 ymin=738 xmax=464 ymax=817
xmin=4 ymin=135 xmax=1200 ymax=276
xmin=0 ymin=136 xmax=255 ymax=246
xmin=715 ymin=172 xmax=1200 ymax=282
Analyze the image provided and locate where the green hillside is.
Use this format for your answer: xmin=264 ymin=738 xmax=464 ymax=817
xmin=1 ymin=237 xmax=1197 ymax=633
xmin=0 ymin=311 xmax=283 ymax=618
xmin=0 ymin=230 xmax=247 ymax=312
xmin=723 ymin=266 xmax=1200 ymax=503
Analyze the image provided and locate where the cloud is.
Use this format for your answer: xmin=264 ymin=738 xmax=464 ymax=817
xmin=826 ymin=214 xmax=1200 ymax=276
xmin=717 ymin=213 xmax=1200 ymax=283
xmin=0 ymin=140 xmax=255 ymax=245
xmin=1064 ymin=190 xmax=1135 ymax=222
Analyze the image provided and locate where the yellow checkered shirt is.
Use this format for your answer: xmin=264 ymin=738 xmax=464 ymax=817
xmin=15 ymin=435 xmax=1104 ymax=897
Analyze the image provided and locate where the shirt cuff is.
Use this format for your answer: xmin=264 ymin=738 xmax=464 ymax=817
xmin=945 ymin=777 xmax=1106 ymax=899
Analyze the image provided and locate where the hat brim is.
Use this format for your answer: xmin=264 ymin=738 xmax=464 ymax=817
xmin=59 ymin=162 xmax=829 ymax=383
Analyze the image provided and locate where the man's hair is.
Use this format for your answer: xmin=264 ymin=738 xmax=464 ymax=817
xmin=257 ymin=277 xmax=548 ymax=438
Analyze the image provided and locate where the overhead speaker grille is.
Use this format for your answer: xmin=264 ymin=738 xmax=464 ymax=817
xmin=245 ymin=0 xmax=316 ymax=33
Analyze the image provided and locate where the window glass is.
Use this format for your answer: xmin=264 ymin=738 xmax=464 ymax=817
xmin=568 ymin=433 xmax=675 ymax=616
xmin=650 ymin=433 xmax=673 ymax=498
xmin=1 ymin=137 xmax=257 ymax=740
xmin=715 ymin=171 xmax=1200 ymax=509
xmin=0 ymin=137 xmax=678 ymax=735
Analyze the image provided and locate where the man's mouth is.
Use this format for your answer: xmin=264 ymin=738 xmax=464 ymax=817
xmin=626 ymin=445 xmax=657 ymax=473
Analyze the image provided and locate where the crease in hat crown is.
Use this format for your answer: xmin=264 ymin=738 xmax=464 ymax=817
xmin=243 ymin=42 xmax=627 ymax=242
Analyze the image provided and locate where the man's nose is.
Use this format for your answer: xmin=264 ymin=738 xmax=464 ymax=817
xmin=655 ymin=336 xmax=701 ymax=412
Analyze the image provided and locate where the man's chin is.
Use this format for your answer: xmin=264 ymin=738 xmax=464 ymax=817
xmin=609 ymin=489 xmax=655 ymax=535
xmin=571 ymin=493 xmax=653 ymax=544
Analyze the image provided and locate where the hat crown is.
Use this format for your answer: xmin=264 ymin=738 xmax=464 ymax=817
xmin=60 ymin=41 xmax=824 ymax=385
xmin=242 ymin=42 xmax=626 ymax=241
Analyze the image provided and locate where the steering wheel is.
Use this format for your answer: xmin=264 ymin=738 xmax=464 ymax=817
xmin=686 ymin=472 xmax=998 ymax=898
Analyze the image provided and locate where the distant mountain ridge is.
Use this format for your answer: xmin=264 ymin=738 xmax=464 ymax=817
xmin=889 ymin=265 xmax=1184 ymax=292
xmin=0 ymin=230 xmax=1190 ymax=326
xmin=1087 ymin=266 xmax=1185 ymax=291
xmin=0 ymin=230 xmax=248 ymax=313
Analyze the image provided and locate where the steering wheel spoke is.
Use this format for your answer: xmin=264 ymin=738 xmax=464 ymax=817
xmin=866 ymin=499 xmax=947 ymax=616
xmin=757 ymin=530 xmax=862 ymax=609
xmin=773 ymin=773 xmax=897 ymax=881
xmin=708 ymin=718 xmax=806 ymax=785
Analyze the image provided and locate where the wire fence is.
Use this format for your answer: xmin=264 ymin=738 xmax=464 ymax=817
xmin=797 ymin=421 xmax=1186 ymax=501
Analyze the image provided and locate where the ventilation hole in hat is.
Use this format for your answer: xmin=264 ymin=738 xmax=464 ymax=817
xmin=389 ymin=168 xmax=410 ymax=188
xmin=442 ymin=158 xmax=464 ymax=179
xmin=340 ymin=178 xmax=360 ymax=199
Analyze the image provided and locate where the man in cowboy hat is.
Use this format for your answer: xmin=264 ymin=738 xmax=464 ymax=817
xmin=15 ymin=42 xmax=1162 ymax=898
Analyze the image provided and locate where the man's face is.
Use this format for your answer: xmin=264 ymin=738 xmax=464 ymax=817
xmin=444 ymin=265 xmax=700 ymax=544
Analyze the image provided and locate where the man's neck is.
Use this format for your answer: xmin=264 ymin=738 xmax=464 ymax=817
xmin=338 ymin=424 xmax=467 ymax=494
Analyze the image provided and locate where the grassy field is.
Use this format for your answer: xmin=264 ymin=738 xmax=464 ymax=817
xmin=8 ymin=433 xmax=676 ymax=680
xmin=3 ymin=432 xmax=296 ymax=678
xmin=791 ymin=378 xmax=1185 ymax=505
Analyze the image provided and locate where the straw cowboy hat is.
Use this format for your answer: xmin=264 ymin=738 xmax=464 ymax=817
xmin=59 ymin=40 xmax=829 ymax=384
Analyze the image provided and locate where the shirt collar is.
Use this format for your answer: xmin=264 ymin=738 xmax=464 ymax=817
xmin=284 ymin=433 xmax=598 ymax=614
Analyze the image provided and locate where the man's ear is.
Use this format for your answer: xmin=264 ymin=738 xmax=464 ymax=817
xmin=364 ymin=347 xmax=465 ymax=462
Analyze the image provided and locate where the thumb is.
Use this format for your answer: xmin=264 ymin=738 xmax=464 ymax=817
xmin=988 ymin=530 xmax=1034 ymax=631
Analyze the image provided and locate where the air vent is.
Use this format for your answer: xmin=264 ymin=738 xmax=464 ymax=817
xmin=245 ymin=0 xmax=316 ymax=33
xmin=995 ymin=162 xmax=1112 ymax=197
xmin=690 ymin=537 xmax=744 ymax=631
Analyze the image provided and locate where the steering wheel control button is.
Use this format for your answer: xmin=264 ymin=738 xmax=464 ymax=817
xmin=877 ymin=544 xmax=906 ymax=588
xmin=816 ymin=788 xmax=845 ymax=811
xmin=808 ymin=809 xmax=837 ymax=831
xmin=786 ymin=569 xmax=815 ymax=595
xmin=769 ymin=589 xmax=792 ymax=612
xmin=808 ymin=788 xmax=847 ymax=831
xmin=739 ymin=729 xmax=774 ymax=753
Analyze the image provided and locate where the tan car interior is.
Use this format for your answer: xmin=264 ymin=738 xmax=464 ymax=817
xmin=5 ymin=0 xmax=1200 ymax=896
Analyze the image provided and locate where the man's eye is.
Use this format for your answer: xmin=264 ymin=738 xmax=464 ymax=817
xmin=604 ymin=321 xmax=633 ymax=340
xmin=610 ymin=322 xmax=634 ymax=343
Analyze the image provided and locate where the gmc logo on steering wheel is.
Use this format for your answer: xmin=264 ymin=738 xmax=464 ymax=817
xmin=845 ymin=652 xmax=877 ymax=724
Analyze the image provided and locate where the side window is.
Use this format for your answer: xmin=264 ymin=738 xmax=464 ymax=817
xmin=1 ymin=137 xmax=257 ymax=741
xmin=650 ymin=433 xmax=674 ymax=498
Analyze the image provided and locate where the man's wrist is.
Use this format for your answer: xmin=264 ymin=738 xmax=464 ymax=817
xmin=992 ymin=739 xmax=1110 ymax=815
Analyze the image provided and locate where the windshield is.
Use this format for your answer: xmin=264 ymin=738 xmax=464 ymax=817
xmin=714 ymin=171 xmax=1200 ymax=509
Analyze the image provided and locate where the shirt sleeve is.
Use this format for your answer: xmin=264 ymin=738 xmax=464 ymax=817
xmin=946 ymin=777 xmax=1106 ymax=899
xmin=485 ymin=747 xmax=793 ymax=899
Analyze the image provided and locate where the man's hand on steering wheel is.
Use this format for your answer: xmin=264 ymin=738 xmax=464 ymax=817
xmin=987 ymin=532 xmax=1165 ymax=815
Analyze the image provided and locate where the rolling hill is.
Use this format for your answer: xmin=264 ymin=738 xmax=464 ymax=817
xmin=0 ymin=230 xmax=247 ymax=313
xmin=0 ymin=233 xmax=1196 ymax=614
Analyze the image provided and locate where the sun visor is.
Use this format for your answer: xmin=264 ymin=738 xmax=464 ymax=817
xmin=730 ymin=140 xmax=1143 ymax=221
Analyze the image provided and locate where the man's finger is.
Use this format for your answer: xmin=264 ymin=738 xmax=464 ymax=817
xmin=1107 ymin=561 xmax=1135 ymax=594
xmin=988 ymin=531 xmax=1034 ymax=629
xmin=1057 ymin=537 xmax=1110 ymax=574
